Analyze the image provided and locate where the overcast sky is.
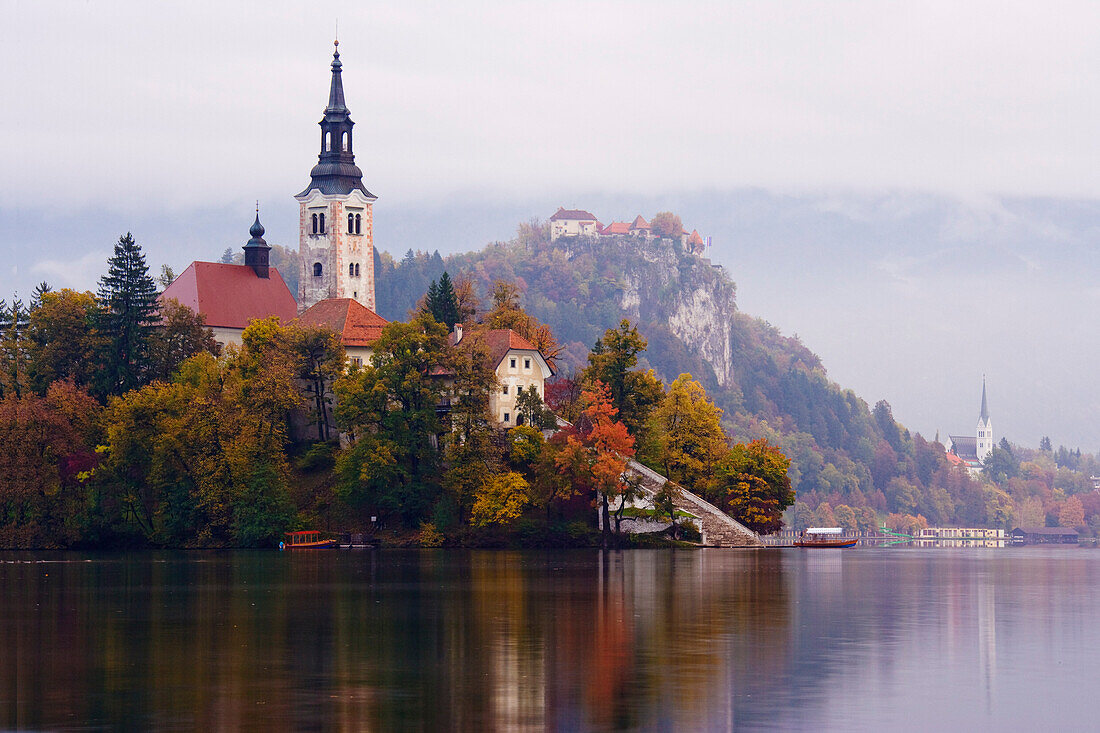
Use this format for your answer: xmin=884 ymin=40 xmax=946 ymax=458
xmin=2 ymin=1 xmax=1099 ymax=448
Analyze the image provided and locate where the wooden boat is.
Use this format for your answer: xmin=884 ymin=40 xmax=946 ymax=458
xmin=280 ymin=530 xmax=338 ymax=550
xmin=794 ymin=527 xmax=858 ymax=548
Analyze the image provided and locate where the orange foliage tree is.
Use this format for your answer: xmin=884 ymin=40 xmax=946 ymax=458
xmin=555 ymin=381 xmax=636 ymax=546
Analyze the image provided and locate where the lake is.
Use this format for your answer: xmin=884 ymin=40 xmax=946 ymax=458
xmin=2 ymin=547 xmax=1097 ymax=731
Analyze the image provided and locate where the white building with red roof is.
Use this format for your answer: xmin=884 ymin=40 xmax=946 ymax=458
xmin=159 ymin=215 xmax=298 ymax=347
xmin=549 ymin=207 xmax=601 ymax=240
xmin=446 ymin=325 xmax=554 ymax=427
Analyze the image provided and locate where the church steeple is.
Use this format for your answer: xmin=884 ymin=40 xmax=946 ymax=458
xmin=979 ymin=377 xmax=990 ymax=423
xmin=326 ymin=41 xmax=348 ymax=114
xmin=296 ymin=41 xmax=374 ymax=199
xmin=243 ymin=204 xmax=271 ymax=279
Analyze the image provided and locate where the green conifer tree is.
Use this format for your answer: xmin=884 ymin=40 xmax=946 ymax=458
xmin=97 ymin=232 xmax=160 ymax=394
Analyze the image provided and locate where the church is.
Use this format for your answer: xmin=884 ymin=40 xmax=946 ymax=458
xmin=160 ymin=42 xmax=553 ymax=425
xmin=161 ymin=41 xmax=380 ymax=345
xmin=946 ymin=379 xmax=993 ymax=474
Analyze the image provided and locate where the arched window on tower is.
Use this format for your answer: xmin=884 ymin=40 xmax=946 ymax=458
xmin=348 ymin=214 xmax=354 ymax=233
xmin=319 ymin=213 xmax=325 ymax=233
xmin=355 ymin=214 xmax=361 ymax=234
xmin=325 ymin=131 xmax=332 ymax=152
xmin=354 ymin=263 xmax=360 ymax=277
xmin=311 ymin=213 xmax=318 ymax=234
xmin=342 ymin=131 xmax=348 ymax=152
xmin=313 ymin=262 xmax=323 ymax=277
xmin=349 ymin=263 xmax=355 ymax=277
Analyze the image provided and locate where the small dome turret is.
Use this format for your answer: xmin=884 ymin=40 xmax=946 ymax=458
xmin=243 ymin=205 xmax=272 ymax=279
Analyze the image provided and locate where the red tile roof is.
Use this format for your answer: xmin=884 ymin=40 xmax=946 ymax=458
xmin=630 ymin=215 xmax=650 ymax=230
xmin=688 ymin=229 xmax=704 ymax=245
xmin=550 ymin=207 xmax=599 ymax=222
xmin=600 ymin=222 xmax=631 ymax=235
xmin=159 ymin=261 xmax=297 ymax=329
xmin=296 ymin=298 xmax=388 ymax=347
xmin=485 ymin=329 xmax=538 ymax=366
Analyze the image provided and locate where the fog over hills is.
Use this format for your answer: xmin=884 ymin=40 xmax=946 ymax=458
xmin=4 ymin=190 xmax=1097 ymax=450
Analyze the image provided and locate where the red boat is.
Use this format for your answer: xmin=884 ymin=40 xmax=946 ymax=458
xmin=794 ymin=527 xmax=858 ymax=548
xmin=280 ymin=530 xmax=338 ymax=550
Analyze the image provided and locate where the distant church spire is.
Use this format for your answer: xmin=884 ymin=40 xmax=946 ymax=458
xmin=979 ymin=376 xmax=990 ymax=423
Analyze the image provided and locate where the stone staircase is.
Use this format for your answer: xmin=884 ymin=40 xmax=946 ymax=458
xmin=624 ymin=459 xmax=761 ymax=548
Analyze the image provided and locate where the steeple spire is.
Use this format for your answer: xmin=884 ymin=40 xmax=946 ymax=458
xmin=243 ymin=205 xmax=271 ymax=279
xmin=296 ymin=42 xmax=373 ymax=199
xmin=979 ymin=376 xmax=989 ymax=422
xmin=326 ymin=40 xmax=348 ymax=115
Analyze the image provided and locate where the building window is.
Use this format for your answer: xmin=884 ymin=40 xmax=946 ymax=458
xmin=353 ymin=291 xmax=357 ymax=298
xmin=502 ymin=385 xmax=509 ymax=395
xmin=349 ymin=263 xmax=355 ymax=277
xmin=354 ymin=263 xmax=360 ymax=276
xmin=348 ymin=214 xmax=354 ymax=233
xmin=351 ymin=357 xmax=361 ymax=367
xmin=355 ymin=213 xmax=362 ymax=234
xmin=313 ymin=262 xmax=323 ymax=277
xmin=503 ymin=412 xmax=510 ymax=423
xmin=341 ymin=131 xmax=348 ymax=152
xmin=319 ymin=213 xmax=325 ymax=233
xmin=325 ymin=131 xmax=332 ymax=152
xmin=524 ymin=358 xmax=531 ymax=369
xmin=510 ymin=358 xmax=516 ymax=369
xmin=311 ymin=213 xmax=318 ymax=234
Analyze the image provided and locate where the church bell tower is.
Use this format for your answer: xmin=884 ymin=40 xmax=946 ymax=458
xmin=296 ymin=41 xmax=376 ymax=312
xmin=976 ymin=377 xmax=993 ymax=463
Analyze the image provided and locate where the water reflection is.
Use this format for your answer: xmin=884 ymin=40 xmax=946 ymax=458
xmin=2 ymin=549 xmax=1099 ymax=730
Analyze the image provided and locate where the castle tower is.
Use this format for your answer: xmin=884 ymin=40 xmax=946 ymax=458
xmin=296 ymin=41 xmax=376 ymax=312
xmin=976 ymin=377 xmax=993 ymax=463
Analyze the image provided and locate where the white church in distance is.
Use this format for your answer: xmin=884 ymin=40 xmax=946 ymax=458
xmin=946 ymin=379 xmax=993 ymax=473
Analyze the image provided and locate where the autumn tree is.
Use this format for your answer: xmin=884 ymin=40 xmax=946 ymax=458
xmin=650 ymin=211 xmax=683 ymax=240
xmin=642 ymin=373 xmax=728 ymax=491
xmin=0 ymin=381 xmax=101 ymax=547
xmin=555 ymin=381 xmax=636 ymax=546
xmin=1059 ymin=495 xmax=1085 ymax=528
xmin=25 ymin=290 xmax=107 ymax=395
xmin=470 ymin=471 xmax=530 ymax=528
xmin=711 ymin=439 xmax=795 ymax=535
xmin=97 ymin=232 xmax=161 ymax=394
xmin=146 ymin=298 xmax=219 ymax=383
xmin=95 ymin=341 xmax=299 ymax=547
xmin=483 ymin=280 xmax=562 ymax=368
xmin=441 ymin=327 xmax=499 ymax=523
xmin=582 ymin=320 xmax=664 ymax=440
xmin=291 ymin=325 xmax=346 ymax=442
xmin=0 ymin=298 xmax=31 ymax=399
xmin=334 ymin=315 xmax=450 ymax=526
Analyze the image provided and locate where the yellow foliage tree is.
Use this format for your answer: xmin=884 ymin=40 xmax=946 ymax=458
xmin=471 ymin=471 xmax=531 ymax=527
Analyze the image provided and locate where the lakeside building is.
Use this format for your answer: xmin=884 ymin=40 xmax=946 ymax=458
xmin=946 ymin=378 xmax=993 ymax=475
xmin=912 ymin=527 xmax=1005 ymax=548
xmin=1011 ymin=527 xmax=1079 ymax=545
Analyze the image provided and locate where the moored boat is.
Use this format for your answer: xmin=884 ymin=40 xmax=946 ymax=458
xmin=280 ymin=530 xmax=338 ymax=550
xmin=794 ymin=527 xmax=858 ymax=548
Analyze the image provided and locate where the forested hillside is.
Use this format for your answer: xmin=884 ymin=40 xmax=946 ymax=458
xmin=371 ymin=221 xmax=1100 ymax=533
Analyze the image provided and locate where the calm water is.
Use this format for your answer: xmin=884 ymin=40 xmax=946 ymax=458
xmin=2 ymin=547 xmax=1097 ymax=731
